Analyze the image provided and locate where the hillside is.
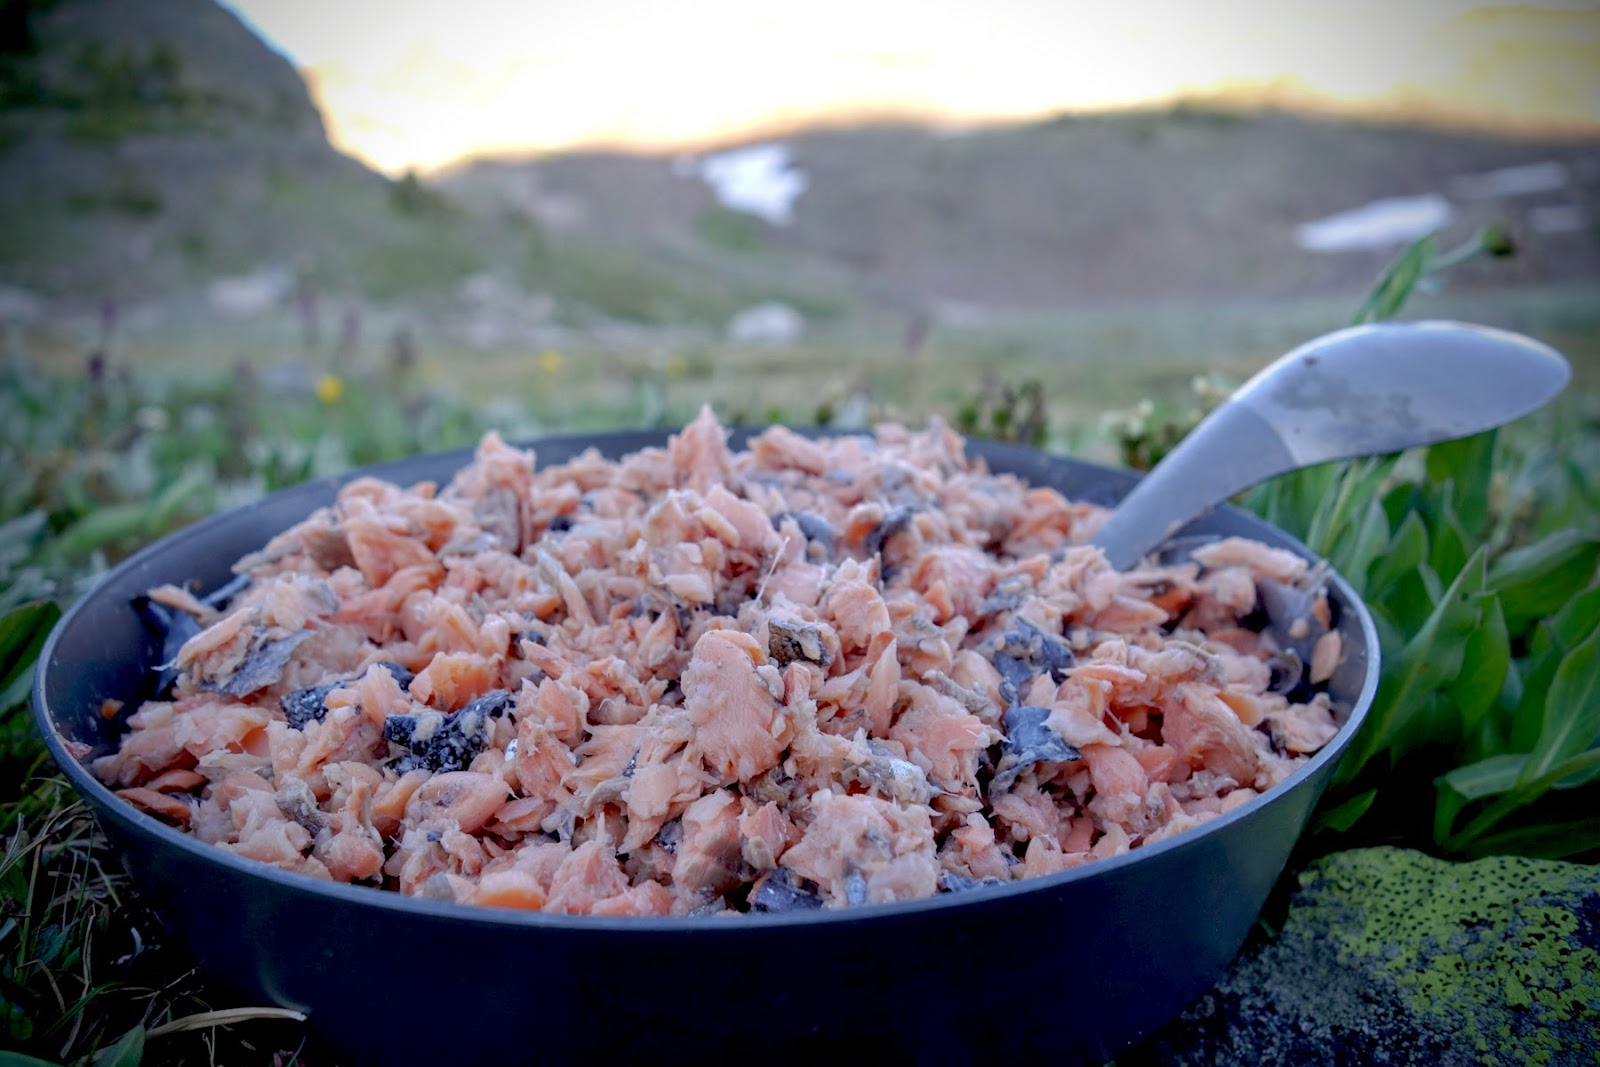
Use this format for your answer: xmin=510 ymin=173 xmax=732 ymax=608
xmin=0 ymin=0 xmax=1595 ymax=351
xmin=0 ymin=0 xmax=855 ymax=331
xmin=0 ymin=0 xmax=366 ymax=295
xmin=0 ymin=0 xmax=570 ymax=309
xmin=444 ymin=110 xmax=1600 ymax=315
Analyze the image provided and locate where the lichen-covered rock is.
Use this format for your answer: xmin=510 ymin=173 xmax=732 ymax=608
xmin=1130 ymin=847 xmax=1600 ymax=1067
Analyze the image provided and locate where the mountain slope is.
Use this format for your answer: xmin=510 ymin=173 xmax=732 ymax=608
xmin=0 ymin=0 xmax=557 ymax=305
xmin=444 ymin=109 xmax=1600 ymax=312
xmin=1 ymin=1 xmax=1595 ymax=327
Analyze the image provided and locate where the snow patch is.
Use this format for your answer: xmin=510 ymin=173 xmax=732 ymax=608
xmin=725 ymin=302 xmax=804 ymax=346
xmin=1449 ymin=162 xmax=1568 ymax=201
xmin=697 ymin=143 xmax=808 ymax=226
xmin=206 ymin=267 xmax=293 ymax=318
xmin=1295 ymin=195 xmax=1453 ymax=254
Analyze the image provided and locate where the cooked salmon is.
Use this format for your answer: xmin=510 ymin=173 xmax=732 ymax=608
xmin=92 ymin=410 xmax=1344 ymax=914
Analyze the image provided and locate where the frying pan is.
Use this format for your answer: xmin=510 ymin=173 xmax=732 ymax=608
xmin=33 ymin=430 xmax=1379 ymax=1065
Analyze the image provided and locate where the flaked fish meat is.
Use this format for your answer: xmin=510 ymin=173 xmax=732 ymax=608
xmin=92 ymin=410 xmax=1344 ymax=915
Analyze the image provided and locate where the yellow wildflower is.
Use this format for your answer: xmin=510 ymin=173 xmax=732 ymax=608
xmin=315 ymin=374 xmax=344 ymax=405
xmin=537 ymin=349 xmax=564 ymax=374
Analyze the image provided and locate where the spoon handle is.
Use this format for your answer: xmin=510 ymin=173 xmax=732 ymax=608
xmin=1090 ymin=401 xmax=1295 ymax=571
xmin=1088 ymin=321 xmax=1570 ymax=572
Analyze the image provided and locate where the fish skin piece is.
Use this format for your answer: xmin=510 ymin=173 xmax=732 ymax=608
xmin=281 ymin=680 xmax=345 ymax=730
xmin=282 ymin=662 xmax=417 ymax=730
xmin=135 ymin=575 xmax=258 ymax=698
xmin=767 ymin=617 xmax=833 ymax=669
xmin=865 ymin=505 xmax=915 ymax=562
xmin=374 ymin=661 xmax=416 ymax=691
xmin=937 ymin=869 xmax=1007 ymax=894
xmin=1255 ymin=577 xmax=1330 ymax=702
xmin=384 ymin=688 xmax=512 ymax=773
xmin=984 ymin=619 xmax=1075 ymax=696
xmin=209 ymin=629 xmax=313 ymax=697
xmin=989 ymin=704 xmax=1082 ymax=793
xmin=843 ymin=867 xmax=870 ymax=908
xmin=751 ymin=867 xmax=825 ymax=912
xmin=134 ymin=597 xmax=201 ymax=698
xmin=777 ymin=510 xmax=837 ymax=559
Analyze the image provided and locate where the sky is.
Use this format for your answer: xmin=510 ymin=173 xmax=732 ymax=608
xmin=223 ymin=0 xmax=1600 ymax=176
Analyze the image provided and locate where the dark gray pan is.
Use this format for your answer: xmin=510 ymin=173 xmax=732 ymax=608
xmin=34 ymin=430 xmax=1378 ymax=1066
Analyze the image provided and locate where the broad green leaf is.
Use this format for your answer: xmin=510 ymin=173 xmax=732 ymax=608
xmin=1434 ymin=752 xmax=1525 ymax=844
xmin=1369 ymin=607 xmax=1407 ymax=675
xmin=1426 ymin=485 xmax=1468 ymax=585
xmin=1446 ymin=747 xmax=1600 ymax=850
xmin=1249 ymin=461 xmax=1343 ymax=542
xmin=1511 ymin=585 xmax=1600 ymax=751
xmin=1561 ymin=456 xmax=1600 ymax=513
xmin=1242 ymin=479 xmax=1287 ymax=531
xmin=1314 ymin=788 xmax=1378 ymax=835
xmin=0 ymin=511 xmax=47 ymax=565
xmin=1333 ymin=498 xmax=1390 ymax=597
xmin=1458 ymin=816 xmax=1600 ymax=861
xmin=1489 ymin=530 xmax=1600 ymax=635
xmin=1346 ymin=548 xmax=1487 ymax=777
xmin=1555 ymin=742 xmax=1600 ymax=789
xmin=0 ymin=1003 xmax=34 ymax=1043
xmin=1388 ymin=550 xmax=1484 ymax=735
xmin=1547 ymin=581 xmax=1600 ymax=647
xmin=1380 ymin=565 xmax=1441 ymax=639
xmin=1381 ymin=480 xmax=1422 ymax=532
xmin=1497 ymin=657 xmax=1524 ymax=740
xmin=1519 ymin=626 xmax=1600 ymax=786
xmin=1306 ymin=457 xmax=1390 ymax=560
xmin=46 ymin=503 xmax=150 ymax=562
xmin=146 ymin=464 xmax=211 ymax=532
xmin=32 ymin=923 xmax=66 ymax=967
xmin=0 ymin=1053 xmax=67 ymax=1067
xmin=0 ymin=601 xmax=60 ymax=712
xmin=1352 ymin=236 xmax=1434 ymax=324
xmin=93 ymin=1024 xmax=144 ymax=1067
xmin=1438 ymin=752 xmax=1527 ymax=799
xmin=1419 ymin=564 xmax=1444 ymax=605
xmin=1425 ymin=430 xmax=1496 ymax=538
xmin=1452 ymin=594 xmax=1510 ymax=751
xmin=1367 ymin=510 xmax=1427 ymax=598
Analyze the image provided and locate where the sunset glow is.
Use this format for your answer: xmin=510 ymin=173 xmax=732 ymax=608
xmin=225 ymin=0 xmax=1600 ymax=175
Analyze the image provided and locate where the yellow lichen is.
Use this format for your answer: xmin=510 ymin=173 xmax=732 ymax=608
xmin=1303 ymin=848 xmax=1599 ymax=1066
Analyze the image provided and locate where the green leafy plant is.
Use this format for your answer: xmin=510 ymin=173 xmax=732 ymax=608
xmin=1241 ymin=229 xmax=1600 ymax=859
xmin=0 ymin=353 xmax=498 ymax=1062
xmin=955 ymin=377 xmax=1048 ymax=447
xmin=0 ymin=216 xmax=1592 ymax=1062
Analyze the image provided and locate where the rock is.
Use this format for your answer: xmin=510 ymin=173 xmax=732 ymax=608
xmin=0 ymin=285 xmax=45 ymax=323
xmin=1131 ymin=848 xmax=1600 ymax=1067
xmin=456 ymin=273 xmax=557 ymax=349
xmin=457 ymin=271 xmax=518 ymax=307
xmin=725 ymin=302 xmax=804 ymax=347
xmin=206 ymin=267 xmax=293 ymax=318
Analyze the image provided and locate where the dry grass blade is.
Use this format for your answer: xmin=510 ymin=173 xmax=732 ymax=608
xmin=144 ymin=1007 xmax=310 ymax=1039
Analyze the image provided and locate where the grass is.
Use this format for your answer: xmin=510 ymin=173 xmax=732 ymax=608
xmin=0 ymin=234 xmax=1596 ymax=1062
xmin=0 ymin=778 xmax=313 ymax=1065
